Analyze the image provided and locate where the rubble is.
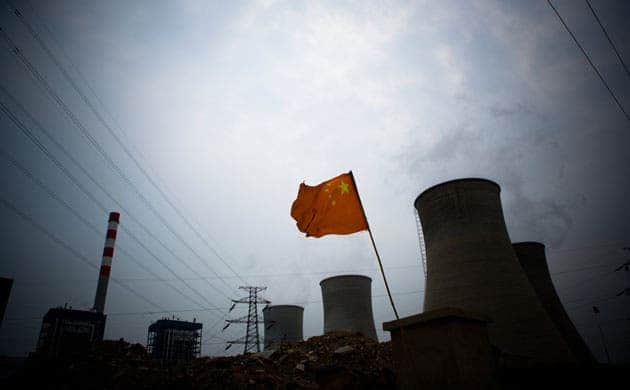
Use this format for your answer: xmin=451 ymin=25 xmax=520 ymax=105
xmin=2 ymin=332 xmax=395 ymax=389
xmin=333 ymin=345 xmax=354 ymax=354
xmin=4 ymin=334 xmax=627 ymax=388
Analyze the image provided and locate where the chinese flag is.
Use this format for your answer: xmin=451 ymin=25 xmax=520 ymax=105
xmin=290 ymin=172 xmax=369 ymax=237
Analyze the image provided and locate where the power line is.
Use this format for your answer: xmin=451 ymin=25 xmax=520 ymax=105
xmin=552 ymin=262 xmax=614 ymax=276
xmin=0 ymin=94 xmax=229 ymax=310
xmin=546 ymin=0 xmax=630 ymax=122
xmin=0 ymin=26 xmax=236 ymax=300
xmin=0 ymin=195 xmax=166 ymax=313
xmin=0 ymin=88 xmax=218 ymax=309
xmin=6 ymin=0 xmax=248 ymax=287
xmin=585 ymin=0 xmax=630 ymax=78
xmin=10 ymin=255 xmax=624 ymax=297
xmin=29 ymin=266 xmax=387 ymax=284
xmin=278 ymin=289 xmax=424 ymax=307
xmin=5 ymin=306 xmax=231 ymax=323
xmin=0 ymin=96 xmax=236 ymax=345
xmin=567 ymin=295 xmax=620 ymax=311
xmin=546 ymin=241 xmax=625 ymax=253
xmin=20 ymin=258 xmax=615 ymax=284
xmin=556 ymin=269 xmax=618 ymax=292
xmin=0 ymin=144 xmax=211 ymax=312
xmin=2 ymin=91 xmax=426 ymax=330
xmin=0 ymin=88 xmax=222 ymax=310
xmin=563 ymin=293 xmax=622 ymax=307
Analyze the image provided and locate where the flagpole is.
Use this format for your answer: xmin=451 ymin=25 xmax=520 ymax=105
xmin=349 ymin=171 xmax=400 ymax=320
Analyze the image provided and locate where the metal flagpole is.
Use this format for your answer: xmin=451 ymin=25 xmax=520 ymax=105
xmin=349 ymin=171 xmax=400 ymax=320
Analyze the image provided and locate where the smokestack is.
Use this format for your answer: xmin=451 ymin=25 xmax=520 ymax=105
xmin=320 ymin=275 xmax=377 ymax=340
xmin=263 ymin=305 xmax=304 ymax=350
xmin=513 ymin=242 xmax=595 ymax=364
xmin=93 ymin=212 xmax=120 ymax=313
xmin=415 ymin=178 xmax=574 ymax=364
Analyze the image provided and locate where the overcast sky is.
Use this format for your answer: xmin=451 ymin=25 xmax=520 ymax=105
xmin=0 ymin=0 xmax=629 ymax=362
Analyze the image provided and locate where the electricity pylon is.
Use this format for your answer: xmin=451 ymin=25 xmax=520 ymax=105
xmin=224 ymin=286 xmax=270 ymax=353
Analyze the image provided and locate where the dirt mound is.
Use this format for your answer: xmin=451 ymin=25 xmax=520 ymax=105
xmin=194 ymin=332 xmax=394 ymax=388
xmin=3 ymin=333 xmax=394 ymax=389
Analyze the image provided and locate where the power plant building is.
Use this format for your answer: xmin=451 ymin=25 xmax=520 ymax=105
xmin=263 ymin=304 xmax=304 ymax=350
xmin=147 ymin=319 xmax=202 ymax=364
xmin=513 ymin=242 xmax=595 ymax=363
xmin=320 ymin=275 xmax=377 ymax=340
xmin=36 ymin=212 xmax=120 ymax=358
xmin=415 ymin=178 xmax=574 ymax=364
xmin=36 ymin=307 xmax=106 ymax=358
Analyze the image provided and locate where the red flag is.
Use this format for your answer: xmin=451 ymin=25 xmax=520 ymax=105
xmin=290 ymin=172 xmax=368 ymax=238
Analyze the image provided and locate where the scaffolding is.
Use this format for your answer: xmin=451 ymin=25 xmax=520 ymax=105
xmin=414 ymin=208 xmax=428 ymax=281
xmin=147 ymin=318 xmax=202 ymax=364
xmin=36 ymin=306 xmax=106 ymax=358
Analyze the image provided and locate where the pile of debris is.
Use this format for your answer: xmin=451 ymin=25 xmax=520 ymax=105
xmin=265 ymin=331 xmax=393 ymax=388
xmin=3 ymin=333 xmax=394 ymax=389
xmin=192 ymin=332 xmax=394 ymax=388
xmin=4 ymin=340 xmax=176 ymax=389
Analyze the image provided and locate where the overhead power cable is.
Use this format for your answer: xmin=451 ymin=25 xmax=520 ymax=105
xmin=5 ymin=306 xmax=231 ymax=323
xmin=0 ymin=144 xmax=210 ymax=311
xmin=556 ymin=269 xmax=617 ymax=292
xmin=14 ymin=242 xmax=628 ymax=286
xmin=27 ymin=259 xmax=614 ymax=285
xmin=563 ymin=293 xmax=622 ymax=307
xmin=566 ymin=295 xmax=620 ymax=310
xmin=0 ymin=30 xmax=232 ymax=302
xmin=546 ymin=0 xmax=630 ymax=122
xmin=0 ymin=26 xmax=236 ymax=299
xmin=11 ymin=252 xmax=623 ymax=303
xmin=0 ymin=89 xmax=222 ymax=310
xmin=552 ymin=263 xmax=616 ymax=276
xmin=0 ymin=195 xmax=166 ymax=313
xmin=6 ymin=1 xmax=247 ymax=287
xmin=546 ymin=242 xmax=624 ymax=253
xmin=585 ymin=0 xmax=630 ymax=78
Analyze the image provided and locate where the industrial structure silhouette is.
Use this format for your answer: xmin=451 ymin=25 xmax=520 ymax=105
xmin=415 ymin=178 xmax=576 ymax=364
xmin=0 ymin=173 xmax=615 ymax=390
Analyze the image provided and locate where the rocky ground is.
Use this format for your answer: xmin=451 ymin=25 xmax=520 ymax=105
xmin=3 ymin=333 xmax=627 ymax=389
xmin=1 ymin=332 xmax=395 ymax=389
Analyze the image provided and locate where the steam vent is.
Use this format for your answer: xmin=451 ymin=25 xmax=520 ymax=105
xmin=513 ymin=242 xmax=595 ymax=364
xmin=415 ymin=178 xmax=573 ymax=363
xmin=262 ymin=305 xmax=304 ymax=350
xmin=320 ymin=275 xmax=377 ymax=340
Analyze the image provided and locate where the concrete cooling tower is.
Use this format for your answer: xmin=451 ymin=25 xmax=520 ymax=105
xmin=262 ymin=305 xmax=304 ymax=350
xmin=513 ymin=242 xmax=595 ymax=364
xmin=415 ymin=178 xmax=574 ymax=364
xmin=320 ymin=275 xmax=377 ymax=340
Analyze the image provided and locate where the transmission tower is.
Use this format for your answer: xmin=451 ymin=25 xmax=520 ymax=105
xmin=223 ymin=286 xmax=270 ymax=353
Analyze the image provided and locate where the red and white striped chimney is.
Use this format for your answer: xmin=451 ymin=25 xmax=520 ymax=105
xmin=93 ymin=212 xmax=120 ymax=313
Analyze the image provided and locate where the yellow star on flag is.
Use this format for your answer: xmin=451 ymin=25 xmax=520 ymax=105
xmin=339 ymin=181 xmax=349 ymax=195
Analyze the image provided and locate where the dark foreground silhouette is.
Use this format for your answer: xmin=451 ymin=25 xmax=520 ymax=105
xmin=1 ymin=333 xmax=627 ymax=389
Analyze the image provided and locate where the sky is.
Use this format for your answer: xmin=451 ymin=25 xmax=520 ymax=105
xmin=0 ymin=0 xmax=629 ymax=362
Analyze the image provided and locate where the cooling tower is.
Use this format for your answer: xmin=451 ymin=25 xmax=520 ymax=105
xmin=513 ymin=242 xmax=595 ymax=364
xmin=320 ymin=275 xmax=377 ymax=340
xmin=415 ymin=178 xmax=573 ymax=363
xmin=262 ymin=305 xmax=304 ymax=350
